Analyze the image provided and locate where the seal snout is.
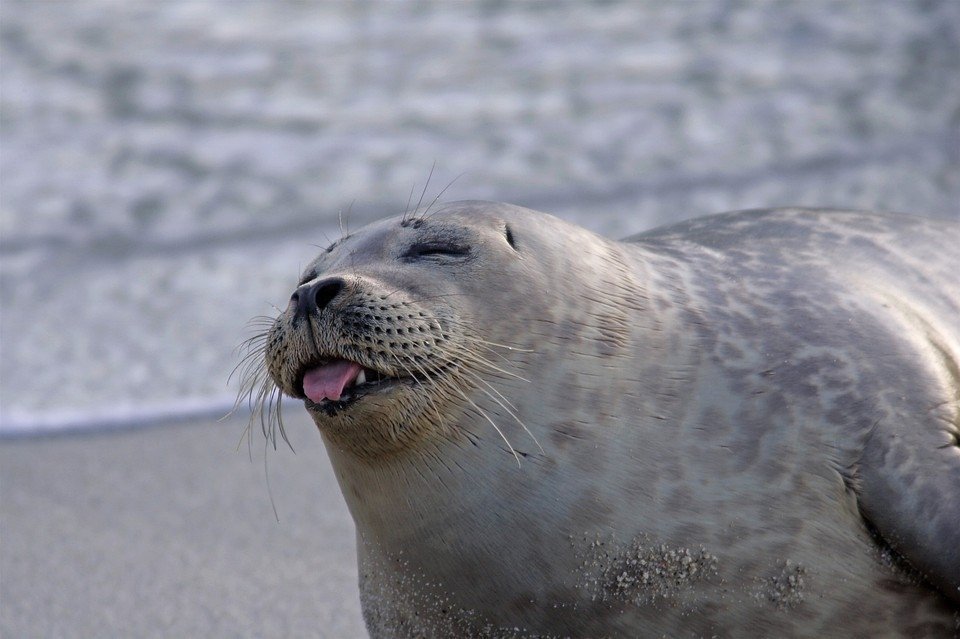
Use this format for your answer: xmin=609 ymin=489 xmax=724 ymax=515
xmin=290 ymin=276 xmax=345 ymax=321
xmin=263 ymin=251 xmax=478 ymax=440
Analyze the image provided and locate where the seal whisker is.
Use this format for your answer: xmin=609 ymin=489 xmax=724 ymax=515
xmin=231 ymin=372 xmax=270 ymax=450
xmin=229 ymin=342 xmax=269 ymax=388
xmin=235 ymin=332 xmax=269 ymax=353
xmin=234 ymin=362 xmax=267 ymax=398
xmin=454 ymin=363 xmax=521 ymax=414
xmin=454 ymin=366 xmax=543 ymax=455
xmin=246 ymin=314 xmax=279 ymax=326
xmin=262 ymin=435 xmax=280 ymax=522
xmin=273 ymin=387 xmax=290 ymax=451
xmin=255 ymin=377 xmax=275 ymax=442
xmin=441 ymin=349 xmax=521 ymax=412
xmin=389 ymin=293 xmax=471 ymax=303
xmin=337 ymin=204 xmax=350 ymax=241
xmin=444 ymin=324 xmax=534 ymax=353
xmin=408 ymin=358 xmax=451 ymax=431
xmin=432 ymin=373 xmax=522 ymax=467
xmin=393 ymin=354 xmax=446 ymax=429
xmin=462 ymin=337 xmax=533 ymax=354
xmin=247 ymin=372 xmax=288 ymax=452
xmin=419 ymin=172 xmax=464 ymax=222
xmin=411 ymin=162 xmax=435 ymax=223
xmin=256 ymin=377 xmax=281 ymax=449
xmin=229 ymin=350 xmax=274 ymax=437
xmin=234 ymin=371 xmax=267 ymax=418
xmin=449 ymin=343 xmax=531 ymax=384
xmin=234 ymin=407 xmax=255 ymax=461
xmin=264 ymin=389 xmax=278 ymax=448
xmin=402 ymin=181 xmax=417 ymax=224
xmin=266 ymin=386 xmax=291 ymax=451
xmin=232 ymin=325 xmax=271 ymax=356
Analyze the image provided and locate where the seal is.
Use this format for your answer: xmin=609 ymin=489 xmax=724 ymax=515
xmin=251 ymin=201 xmax=960 ymax=637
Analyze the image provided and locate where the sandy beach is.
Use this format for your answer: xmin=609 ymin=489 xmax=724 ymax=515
xmin=0 ymin=414 xmax=366 ymax=637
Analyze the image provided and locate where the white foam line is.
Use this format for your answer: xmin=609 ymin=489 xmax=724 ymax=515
xmin=0 ymin=395 xmax=300 ymax=438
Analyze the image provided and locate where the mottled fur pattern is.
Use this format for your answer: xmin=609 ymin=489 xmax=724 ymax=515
xmin=256 ymin=202 xmax=960 ymax=637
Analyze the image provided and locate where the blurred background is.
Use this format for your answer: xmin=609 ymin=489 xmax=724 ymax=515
xmin=1 ymin=1 xmax=958 ymax=636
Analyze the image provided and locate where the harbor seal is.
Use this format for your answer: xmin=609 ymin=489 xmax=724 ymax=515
xmin=253 ymin=201 xmax=959 ymax=637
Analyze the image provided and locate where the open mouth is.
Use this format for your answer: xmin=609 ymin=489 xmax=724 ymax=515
xmin=298 ymin=359 xmax=398 ymax=413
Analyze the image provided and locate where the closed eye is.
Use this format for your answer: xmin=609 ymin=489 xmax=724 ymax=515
xmin=403 ymin=242 xmax=471 ymax=259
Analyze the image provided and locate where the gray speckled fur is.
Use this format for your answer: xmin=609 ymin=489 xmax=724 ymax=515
xmin=269 ymin=202 xmax=960 ymax=637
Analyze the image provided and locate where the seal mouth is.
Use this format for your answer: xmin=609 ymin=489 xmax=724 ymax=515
xmin=297 ymin=358 xmax=400 ymax=414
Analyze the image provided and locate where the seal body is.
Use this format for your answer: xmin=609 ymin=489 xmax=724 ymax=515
xmin=262 ymin=202 xmax=960 ymax=637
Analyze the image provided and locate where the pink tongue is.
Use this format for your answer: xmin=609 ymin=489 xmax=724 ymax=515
xmin=302 ymin=360 xmax=363 ymax=403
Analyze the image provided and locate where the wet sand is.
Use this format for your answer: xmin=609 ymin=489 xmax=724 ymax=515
xmin=0 ymin=413 xmax=366 ymax=637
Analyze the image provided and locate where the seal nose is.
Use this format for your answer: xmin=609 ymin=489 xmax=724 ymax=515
xmin=291 ymin=277 xmax=344 ymax=321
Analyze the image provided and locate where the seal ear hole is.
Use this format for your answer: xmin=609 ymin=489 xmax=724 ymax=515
xmin=505 ymin=224 xmax=517 ymax=250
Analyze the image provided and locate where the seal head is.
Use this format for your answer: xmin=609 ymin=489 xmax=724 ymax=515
xmin=266 ymin=202 xmax=569 ymax=460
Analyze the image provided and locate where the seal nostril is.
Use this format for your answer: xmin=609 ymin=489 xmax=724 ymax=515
xmin=292 ymin=276 xmax=345 ymax=321
xmin=314 ymin=279 xmax=343 ymax=310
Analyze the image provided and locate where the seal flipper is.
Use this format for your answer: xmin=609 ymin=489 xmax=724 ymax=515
xmin=857 ymin=367 xmax=960 ymax=605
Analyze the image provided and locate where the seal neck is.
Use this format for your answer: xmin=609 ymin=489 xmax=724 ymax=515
xmin=323 ymin=431 xmax=516 ymax=543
